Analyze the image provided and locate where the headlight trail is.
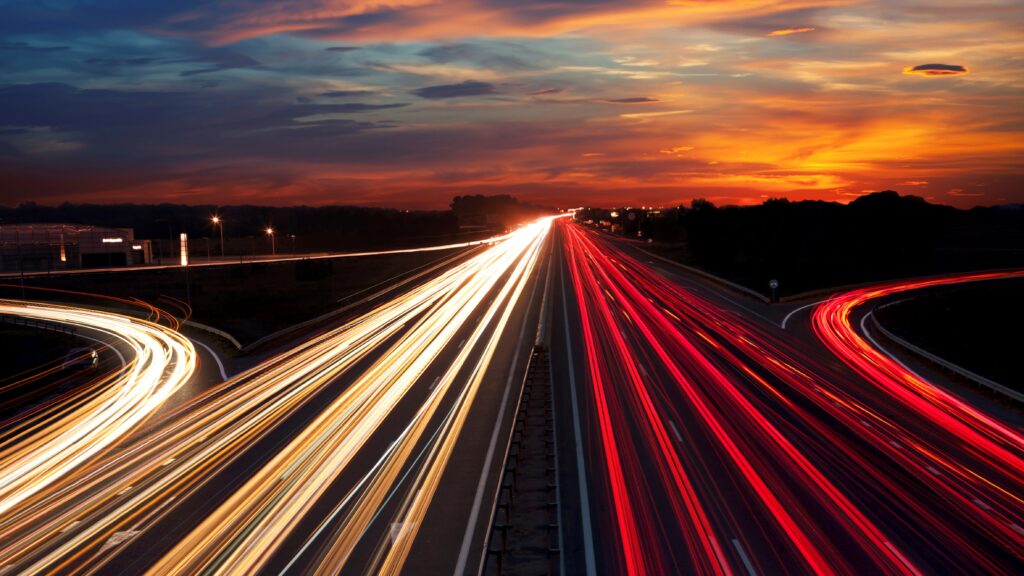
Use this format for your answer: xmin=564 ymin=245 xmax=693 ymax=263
xmin=0 ymin=301 xmax=196 ymax=519
xmin=559 ymin=220 xmax=1023 ymax=574
xmin=0 ymin=219 xmax=553 ymax=575
xmin=147 ymin=217 xmax=553 ymax=575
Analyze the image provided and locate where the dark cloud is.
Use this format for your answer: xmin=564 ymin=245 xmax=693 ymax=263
xmin=712 ymin=7 xmax=823 ymax=36
xmin=320 ymin=90 xmax=376 ymax=98
xmin=903 ymin=63 xmax=969 ymax=77
xmin=413 ymin=80 xmax=496 ymax=99
xmin=325 ymin=46 xmax=360 ymax=52
xmin=177 ymin=49 xmax=261 ymax=77
xmin=0 ymin=41 xmax=70 ymax=52
xmin=84 ymin=56 xmax=160 ymax=67
xmin=602 ymin=97 xmax=659 ymax=104
xmin=418 ymin=43 xmax=536 ymax=71
xmin=0 ymin=82 xmax=386 ymax=168
xmin=530 ymin=88 xmax=564 ymax=96
xmin=311 ymin=103 xmax=406 ymax=113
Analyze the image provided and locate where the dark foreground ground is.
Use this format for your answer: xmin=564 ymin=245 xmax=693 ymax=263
xmin=875 ymin=277 xmax=1024 ymax=391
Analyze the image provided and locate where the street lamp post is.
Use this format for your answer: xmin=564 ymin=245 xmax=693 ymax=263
xmin=211 ymin=216 xmax=225 ymax=258
xmin=266 ymin=227 xmax=276 ymax=256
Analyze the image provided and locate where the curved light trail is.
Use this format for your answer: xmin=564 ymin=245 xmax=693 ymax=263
xmin=560 ymin=221 xmax=1024 ymax=574
xmin=0 ymin=300 xmax=196 ymax=518
xmin=812 ymin=271 xmax=1024 ymax=458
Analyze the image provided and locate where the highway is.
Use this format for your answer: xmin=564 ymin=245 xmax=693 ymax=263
xmin=1 ymin=216 xmax=1021 ymax=575
xmin=0 ymin=301 xmax=196 ymax=520
xmin=551 ymin=220 xmax=1024 ymax=575
xmin=0 ymin=217 xmax=554 ymax=575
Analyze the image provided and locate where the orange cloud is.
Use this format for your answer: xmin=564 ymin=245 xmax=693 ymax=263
xmin=768 ymin=27 xmax=815 ymax=37
xmin=947 ymin=188 xmax=984 ymax=197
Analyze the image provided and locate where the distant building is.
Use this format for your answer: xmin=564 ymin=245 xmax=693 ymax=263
xmin=0 ymin=224 xmax=152 ymax=272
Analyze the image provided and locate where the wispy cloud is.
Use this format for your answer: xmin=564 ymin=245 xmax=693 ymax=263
xmin=768 ymin=27 xmax=815 ymax=37
xmin=412 ymin=80 xmax=497 ymax=99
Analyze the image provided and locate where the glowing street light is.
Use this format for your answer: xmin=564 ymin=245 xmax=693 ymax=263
xmin=265 ymin=227 xmax=276 ymax=256
xmin=211 ymin=215 xmax=225 ymax=258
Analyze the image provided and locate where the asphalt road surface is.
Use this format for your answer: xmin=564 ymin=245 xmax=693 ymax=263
xmin=551 ymin=220 xmax=1024 ymax=575
xmin=1 ymin=216 xmax=1021 ymax=575
xmin=0 ymin=217 xmax=554 ymax=575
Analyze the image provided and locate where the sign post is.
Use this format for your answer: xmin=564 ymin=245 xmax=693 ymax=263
xmin=769 ymin=278 xmax=778 ymax=302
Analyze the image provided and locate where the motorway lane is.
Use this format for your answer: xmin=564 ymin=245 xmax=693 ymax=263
xmin=553 ymin=221 xmax=1024 ymax=575
xmin=0 ymin=217 xmax=555 ymax=575
xmin=0 ymin=301 xmax=196 ymax=523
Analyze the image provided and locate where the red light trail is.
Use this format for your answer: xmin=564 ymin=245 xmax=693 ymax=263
xmin=560 ymin=220 xmax=1024 ymax=574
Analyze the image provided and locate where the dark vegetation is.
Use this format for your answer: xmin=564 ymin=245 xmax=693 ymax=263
xmin=875 ymin=278 xmax=1024 ymax=390
xmin=449 ymin=194 xmax=553 ymax=230
xmin=580 ymin=191 xmax=1024 ymax=297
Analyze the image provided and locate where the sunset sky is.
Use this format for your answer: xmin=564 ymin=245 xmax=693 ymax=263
xmin=1 ymin=1 xmax=1021 ymax=209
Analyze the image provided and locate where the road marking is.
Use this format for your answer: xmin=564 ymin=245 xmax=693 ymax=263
xmin=860 ymin=419 xmax=872 ymax=428
xmin=116 ymin=486 xmax=133 ymax=496
xmin=781 ymin=298 xmax=828 ymax=330
xmin=100 ymin=529 xmax=140 ymax=552
xmin=925 ymin=466 xmax=941 ymax=476
xmin=883 ymin=541 xmax=920 ymax=575
xmin=457 ymin=338 xmax=466 ymax=349
xmin=731 ymin=538 xmax=757 ymax=576
xmin=555 ymin=248 xmax=598 ymax=576
xmin=455 ymin=246 xmax=544 ymax=576
xmin=668 ymin=420 xmax=684 ymax=443
xmin=429 ymin=376 xmax=441 ymax=391
xmin=889 ymin=441 xmax=903 ymax=450
xmin=1010 ymin=523 xmax=1024 ymax=537
xmin=860 ymin=312 xmax=929 ymax=386
xmin=190 ymin=337 xmax=229 ymax=381
xmin=973 ymin=498 xmax=991 ymax=511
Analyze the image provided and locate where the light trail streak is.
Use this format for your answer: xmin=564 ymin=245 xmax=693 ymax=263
xmin=0 ymin=219 xmax=553 ymax=575
xmin=812 ymin=271 xmax=1024 ymax=463
xmin=560 ymin=221 xmax=1024 ymax=574
xmin=0 ymin=301 xmax=196 ymax=518
xmin=147 ymin=217 xmax=553 ymax=575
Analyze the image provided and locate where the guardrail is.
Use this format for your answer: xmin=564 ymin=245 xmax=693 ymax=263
xmin=0 ymin=313 xmax=77 ymax=336
xmin=869 ymin=312 xmax=1024 ymax=404
xmin=481 ymin=345 xmax=561 ymax=576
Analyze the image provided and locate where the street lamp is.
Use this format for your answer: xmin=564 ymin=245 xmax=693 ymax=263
xmin=265 ymin=227 xmax=275 ymax=256
xmin=211 ymin=215 xmax=225 ymax=258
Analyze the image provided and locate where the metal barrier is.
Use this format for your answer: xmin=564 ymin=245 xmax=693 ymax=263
xmin=481 ymin=345 xmax=561 ymax=576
